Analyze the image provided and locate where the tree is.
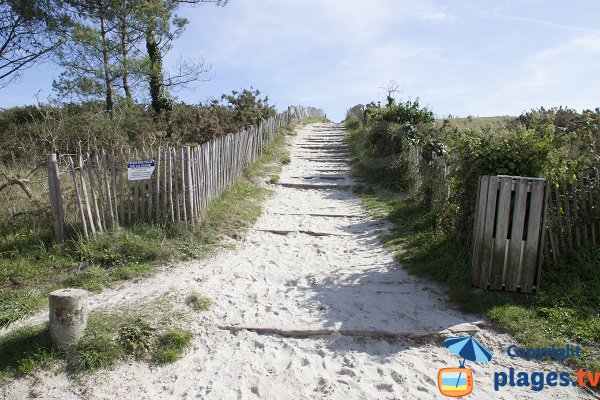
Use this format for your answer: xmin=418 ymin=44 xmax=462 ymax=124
xmin=132 ymin=0 xmax=227 ymax=116
xmin=220 ymin=88 xmax=276 ymax=130
xmin=0 ymin=0 xmax=68 ymax=88
xmin=53 ymin=0 xmax=226 ymax=115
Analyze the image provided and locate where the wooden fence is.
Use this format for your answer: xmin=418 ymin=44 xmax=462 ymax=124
xmin=47 ymin=106 xmax=324 ymax=241
xmin=545 ymin=172 xmax=600 ymax=262
xmin=472 ymin=176 xmax=548 ymax=293
xmin=346 ymin=104 xmax=365 ymax=122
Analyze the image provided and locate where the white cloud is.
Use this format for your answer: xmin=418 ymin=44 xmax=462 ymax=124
xmin=482 ymin=33 xmax=600 ymax=113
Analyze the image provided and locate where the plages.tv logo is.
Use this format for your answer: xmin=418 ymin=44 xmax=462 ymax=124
xmin=438 ymin=336 xmax=493 ymax=397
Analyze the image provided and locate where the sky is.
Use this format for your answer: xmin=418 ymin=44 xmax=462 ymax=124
xmin=2 ymin=0 xmax=600 ymax=122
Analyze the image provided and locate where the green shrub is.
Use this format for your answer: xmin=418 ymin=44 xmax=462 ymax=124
xmin=344 ymin=116 xmax=360 ymax=130
xmin=117 ymin=319 xmax=156 ymax=358
xmin=153 ymin=329 xmax=193 ymax=363
xmin=445 ymin=125 xmax=557 ymax=247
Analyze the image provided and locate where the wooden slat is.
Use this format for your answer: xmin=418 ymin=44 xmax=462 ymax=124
xmin=132 ymin=149 xmax=139 ymax=222
xmin=161 ymin=146 xmax=167 ymax=222
xmin=111 ymin=151 xmax=121 ymax=225
xmin=100 ymin=151 xmax=114 ymax=229
xmin=155 ymin=147 xmax=161 ymax=221
xmin=589 ymin=173 xmax=597 ymax=246
xmin=535 ymin=182 xmax=549 ymax=291
xmin=79 ymin=155 xmax=96 ymax=236
xmin=180 ymin=147 xmax=187 ymax=223
xmin=552 ymin=186 xmax=564 ymax=255
xmin=68 ymin=156 xmax=89 ymax=240
xmin=93 ymin=153 xmax=107 ymax=230
xmin=478 ymin=177 xmax=499 ymax=289
xmin=86 ymin=156 xmax=103 ymax=233
xmin=471 ymin=175 xmax=489 ymax=286
xmin=521 ymin=180 xmax=546 ymax=293
xmin=168 ymin=147 xmax=175 ymax=223
xmin=136 ymin=148 xmax=148 ymax=221
xmin=490 ymin=177 xmax=512 ymax=290
xmin=173 ymin=148 xmax=181 ymax=222
xmin=579 ymin=176 xmax=590 ymax=246
xmin=505 ymin=179 xmax=529 ymax=291
xmin=47 ymin=154 xmax=65 ymax=241
xmin=561 ymin=177 xmax=573 ymax=250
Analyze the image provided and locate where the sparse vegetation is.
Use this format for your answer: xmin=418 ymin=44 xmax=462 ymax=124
xmin=0 ymin=294 xmax=195 ymax=378
xmin=185 ymin=293 xmax=212 ymax=311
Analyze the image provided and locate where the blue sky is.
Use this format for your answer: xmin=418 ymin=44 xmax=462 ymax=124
xmin=2 ymin=0 xmax=599 ymax=121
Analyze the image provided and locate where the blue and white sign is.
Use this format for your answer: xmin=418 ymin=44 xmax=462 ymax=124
xmin=127 ymin=160 xmax=156 ymax=181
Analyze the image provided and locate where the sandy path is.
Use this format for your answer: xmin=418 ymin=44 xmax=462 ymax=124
xmin=1 ymin=124 xmax=590 ymax=400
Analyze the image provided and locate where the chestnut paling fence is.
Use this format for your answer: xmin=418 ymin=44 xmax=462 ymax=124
xmin=46 ymin=106 xmax=325 ymax=241
xmin=346 ymin=104 xmax=599 ymax=293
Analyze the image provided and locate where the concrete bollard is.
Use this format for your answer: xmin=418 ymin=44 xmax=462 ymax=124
xmin=49 ymin=288 xmax=89 ymax=346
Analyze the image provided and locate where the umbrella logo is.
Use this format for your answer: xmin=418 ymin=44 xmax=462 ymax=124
xmin=438 ymin=336 xmax=493 ymax=397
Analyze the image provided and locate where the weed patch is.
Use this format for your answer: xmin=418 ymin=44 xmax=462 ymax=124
xmin=185 ymin=293 xmax=212 ymax=311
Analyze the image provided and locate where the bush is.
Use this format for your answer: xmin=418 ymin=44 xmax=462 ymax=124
xmin=153 ymin=329 xmax=193 ymax=363
xmin=444 ymin=126 xmax=556 ymax=246
xmin=117 ymin=319 xmax=156 ymax=358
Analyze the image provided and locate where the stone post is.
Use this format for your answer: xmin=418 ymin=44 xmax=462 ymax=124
xmin=49 ymin=289 xmax=89 ymax=346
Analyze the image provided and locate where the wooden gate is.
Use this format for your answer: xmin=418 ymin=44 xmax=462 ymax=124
xmin=471 ymin=175 xmax=548 ymax=293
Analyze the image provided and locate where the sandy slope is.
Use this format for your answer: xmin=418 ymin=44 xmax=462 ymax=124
xmin=1 ymin=123 xmax=590 ymax=400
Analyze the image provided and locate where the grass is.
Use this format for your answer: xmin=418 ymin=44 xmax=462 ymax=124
xmin=300 ymin=117 xmax=331 ymax=125
xmin=435 ymin=115 xmax=514 ymax=130
xmin=0 ymin=121 xmax=299 ymax=331
xmin=0 ymin=294 xmax=195 ymax=378
xmin=185 ymin=292 xmax=212 ymax=311
xmin=346 ymin=121 xmax=600 ymax=374
xmin=153 ymin=329 xmax=193 ymax=363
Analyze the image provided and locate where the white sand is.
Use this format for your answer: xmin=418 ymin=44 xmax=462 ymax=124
xmin=1 ymin=124 xmax=591 ymax=399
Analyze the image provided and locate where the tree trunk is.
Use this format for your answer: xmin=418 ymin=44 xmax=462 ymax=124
xmin=146 ymin=28 xmax=164 ymax=116
xmin=120 ymin=18 xmax=132 ymax=102
xmin=99 ymin=6 xmax=114 ymax=113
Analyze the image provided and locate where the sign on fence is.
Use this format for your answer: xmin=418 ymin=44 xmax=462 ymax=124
xmin=471 ymin=175 xmax=548 ymax=294
xmin=127 ymin=161 xmax=156 ymax=181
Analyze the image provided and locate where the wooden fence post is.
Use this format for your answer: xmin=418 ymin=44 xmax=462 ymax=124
xmin=47 ymin=154 xmax=65 ymax=242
